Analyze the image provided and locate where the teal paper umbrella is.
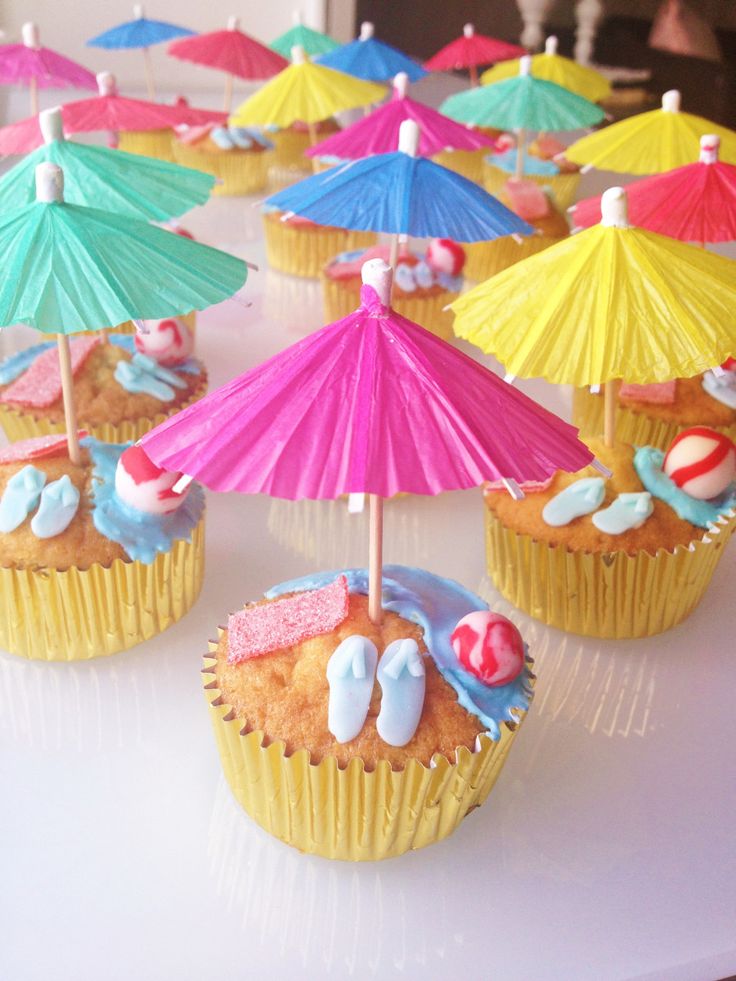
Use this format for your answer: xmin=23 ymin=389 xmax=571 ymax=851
xmin=270 ymin=11 xmax=339 ymax=59
xmin=441 ymin=55 xmax=605 ymax=179
xmin=0 ymin=162 xmax=247 ymax=464
xmin=0 ymin=107 xmax=215 ymax=220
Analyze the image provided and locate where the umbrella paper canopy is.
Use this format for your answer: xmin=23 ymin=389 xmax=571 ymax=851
xmin=0 ymin=22 xmax=96 ymax=90
xmin=305 ymin=72 xmax=495 ymax=159
xmin=0 ymin=107 xmax=215 ymax=219
xmin=480 ymin=36 xmax=611 ymax=102
xmin=270 ymin=13 xmax=340 ymax=59
xmin=565 ymin=90 xmax=736 ymax=174
xmin=87 ymin=6 xmax=194 ymax=48
xmin=268 ymin=119 xmax=532 ymax=241
xmin=316 ymin=21 xmax=427 ymax=83
xmin=168 ymin=16 xmax=287 ymax=80
xmin=424 ymin=23 xmax=525 ymax=79
xmin=229 ymin=47 xmax=385 ymax=128
xmin=452 ymin=186 xmax=736 ymax=386
xmin=572 ymin=134 xmax=736 ymax=242
xmin=0 ymin=72 xmax=226 ymax=156
xmin=0 ymin=162 xmax=247 ymax=334
xmin=142 ymin=259 xmax=593 ymax=499
xmin=441 ymin=55 xmax=605 ymax=132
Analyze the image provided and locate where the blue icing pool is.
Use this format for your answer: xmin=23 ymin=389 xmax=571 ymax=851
xmin=634 ymin=446 xmax=736 ymax=529
xmin=109 ymin=333 xmax=201 ymax=376
xmin=83 ymin=437 xmax=205 ymax=564
xmin=486 ymin=151 xmax=560 ymax=176
xmin=266 ymin=565 xmax=533 ymax=740
xmin=0 ymin=341 xmax=55 ymax=385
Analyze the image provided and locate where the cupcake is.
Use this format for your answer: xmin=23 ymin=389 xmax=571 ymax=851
xmin=484 ymin=431 xmax=736 ymax=639
xmin=0 ymin=322 xmax=206 ymax=445
xmin=432 ymin=126 xmax=501 ymax=185
xmin=268 ymin=118 xmax=340 ymax=182
xmin=172 ymin=124 xmax=274 ymax=196
xmin=572 ymin=366 xmax=736 ymax=451
xmin=322 ymin=239 xmax=466 ymax=339
xmin=463 ymin=182 xmax=569 ymax=282
xmin=117 ymin=128 xmax=177 ymax=163
xmin=203 ymin=565 xmax=533 ymax=861
xmin=0 ymin=434 xmax=204 ymax=660
xmin=263 ymin=206 xmax=375 ymax=279
xmin=482 ymin=133 xmax=581 ymax=211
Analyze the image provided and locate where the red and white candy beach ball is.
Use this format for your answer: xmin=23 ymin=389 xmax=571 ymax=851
xmin=450 ymin=611 xmax=525 ymax=687
xmin=426 ymin=238 xmax=465 ymax=276
xmin=115 ymin=445 xmax=189 ymax=515
xmin=663 ymin=427 xmax=736 ymax=500
xmin=135 ymin=318 xmax=193 ymax=366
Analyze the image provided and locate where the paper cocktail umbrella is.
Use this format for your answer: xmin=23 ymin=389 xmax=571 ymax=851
xmin=0 ymin=72 xmax=226 ymax=156
xmin=87 ymin=4 xmax=195 ymax=99
xmin=441 ymin=55 xmax=605 ymax=179
xmin=316 ymin=21 xmax=427 ymax=83
xmin=168 ymin=16 xmax=288 ymax=113
xmin=268 ymin=119 xmax=532 ymax=261
xmin=480 ymin=36 xmax=611 ymax=102
xmin=142 ymin=258 xmax=594 ymax=622
xmin=305 ymin=72 xmax=495 ymax=160
xmin=572 ymin=135 xmax=736 ymax=243
xmin=270 ymin=11 xmax=340 ymax=60
xmin=0 ymin=107 xmax=215 ymax=219
xmin=565 ymin=90 xmax=736 ymax=174
xmin=0 ymin=162 xmax=247 ymax=464
xmin=452 ymin=186 xmax=736 ymax=446
xmin=0 ymin=22 xmax=96 ymax=115
xmin=424 ymin=23 xmax=525 ymax=86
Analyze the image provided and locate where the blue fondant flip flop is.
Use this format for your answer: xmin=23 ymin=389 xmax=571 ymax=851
xmin=376 ymin=638 xmax=426 ymax=748
xmin=31 ymin=475 xmax=81 ymax=539
xmin=326 ymin=635 xmax=378 ymax=744
xmin=592 ymin=492 xmax=653 ymax=535
xmin=0 ymin=465 xmax=46 ymax=533
xmin=542 ymin=476 xmax=606 ymax=527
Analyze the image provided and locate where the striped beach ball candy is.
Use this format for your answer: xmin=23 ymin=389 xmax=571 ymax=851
xmin=115 ymin=445 xmax=189 ymax=515
xmin=450 ymin=611 xmax=525 ymax=687
xmin=663 ymin=427 xmax=736 ymax=500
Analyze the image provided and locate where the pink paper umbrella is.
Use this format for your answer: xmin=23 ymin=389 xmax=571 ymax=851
xmin=0 ymin=71 xmax=226 ymax=156
xmin=142 ymin=259 xmax=593 ymax=622
xmin=168 ymin=16 xmax=288 ymax=112
xmin=306 ymin=71 xmax=495 ymax=160
xmin=0 ymin=22 xmax=96 ymax=115
xmin=424 ymin=24 xmax=525 ymax=86
xmin=572 ymin=134 xmax=736 ymax=244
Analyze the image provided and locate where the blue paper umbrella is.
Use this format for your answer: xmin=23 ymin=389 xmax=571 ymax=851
xmin=316 ymin=21 xmax=427 ymax=83
xmin=266 ymin=120 xmax=532 ymax=243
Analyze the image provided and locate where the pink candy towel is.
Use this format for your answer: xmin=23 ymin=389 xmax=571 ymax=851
xmin=1 ymin=337 xmax=100 ymax=408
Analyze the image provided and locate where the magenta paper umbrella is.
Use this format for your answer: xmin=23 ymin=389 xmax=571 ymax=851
xmin=572 ymin=134 xmax=736 ymax=244
xmin=0 ymin=22 xmax=96 ymax=114
xmin=0 ymin=72 xmax=226 ymax=156
xmin=424 ymin=24 xmax=525 ymax=86
xmin=306 ymin=71 xmax=495 ymax=160
xmin=142 ymin=260 xmax=594 ymax=621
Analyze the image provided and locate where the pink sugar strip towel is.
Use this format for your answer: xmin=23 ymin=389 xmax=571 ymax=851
xmin=619 ymin=381 xmax=676 ymax=405
xmin=1 ymin=337 xmax=101 ymax=408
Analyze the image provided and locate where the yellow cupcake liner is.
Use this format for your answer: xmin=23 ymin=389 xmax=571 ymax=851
xmin=432 ymin=149 xmax=485 ymax=185
xmin=572 ymin=387 xmax=736 ymax=451
xmin=482 ymin=161 xmax=581 ymax=211
xmin=264 ymin=218 xmax=375 ymax=279
xmin=269 ymin=128 xmax=313 ymax=173
xmin=463 ymin=230 xmax=567 ymax=282
xmin=0 ymin=519 xmax=204 ymax=661
xmin=0 ymin=373 xmax=207 ymax=445
xmin=322 ymin=277 xmax=457 ymax=339
xmin=118 ymin=129 xmax=175 ymax=162
xmin=171 ymin=142 xmax=272 ymax=196
xmin=203 ymin=638 xmax=530 ymax=861
xmin=484 ymin=504 xmax=736 ymax=639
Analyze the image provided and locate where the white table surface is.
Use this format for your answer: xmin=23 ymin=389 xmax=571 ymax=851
xmin=1 ymin=95 xmax=735 ymax=981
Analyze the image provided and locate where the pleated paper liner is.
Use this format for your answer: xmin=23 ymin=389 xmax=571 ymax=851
xmin=463 ymin=230 xmax=567 ymax=282
xmin=203 ymin=638 xmax=531 ymax=861
xmin=171 ymin=143 xmax=273 ymax=196
xmin=572 ymin=386 xmax=736 ymax=452
xmin=322 ymin=277 xmax=457 ymax=340
xmin=0 ymin=373 xmax=207 ymax=445
xmin=485 ymin=505 xmax=736 ymax=639
xmin=482 ymin=161 xmax=581 ymax=211
xmin=0 ymin=519 xmax=204 ymax=660
xmin=264 ymin=218 xmax=375 ymax=278
xmin=432 ymin=149 xmax=485 ymax=185
xmin=118 ymin=129 xmax=176 ymax=163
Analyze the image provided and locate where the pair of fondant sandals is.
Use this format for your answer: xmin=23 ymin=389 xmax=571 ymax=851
xmin=542 ymin=477 xmax=653 ymax=533
xmin=0 ymin=464 xmax=80 ymax=538
xmin=327 ymin=635 xmax=426 ymax=748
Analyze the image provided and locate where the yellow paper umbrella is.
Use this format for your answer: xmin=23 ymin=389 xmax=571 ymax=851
xmin=229 ymin=45 xmax=385 ymax=131
xmin=566 ymin=89 xmax=736 ymax=174
xmin=452 ymin=186 xmax=736 ymax=445
xmin=480 ymin=36 xmax=611 ymax=103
